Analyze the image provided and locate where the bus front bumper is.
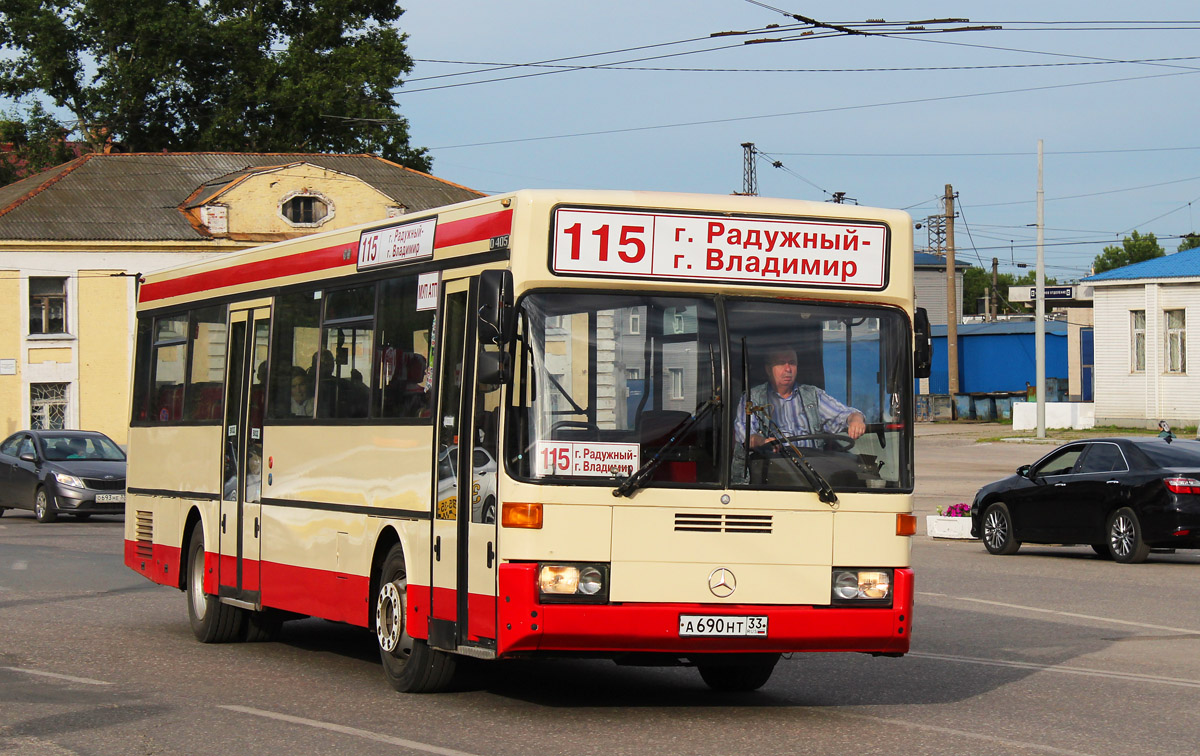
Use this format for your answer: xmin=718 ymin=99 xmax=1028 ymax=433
xmin=496 ymin=564 xmax=913 ymax=657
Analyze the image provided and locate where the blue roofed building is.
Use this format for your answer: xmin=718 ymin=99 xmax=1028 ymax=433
xmin=1082 ymin=248 xmax=1200 ymax=428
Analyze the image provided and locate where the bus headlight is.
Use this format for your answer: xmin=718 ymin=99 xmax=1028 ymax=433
xmin=830 ymin=569 xmax=893 ymax=605
xmin=537 ymin=563 xmax=609 ymax=603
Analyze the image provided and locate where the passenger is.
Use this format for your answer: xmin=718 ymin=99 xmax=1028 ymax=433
xmin=290 ymin=372 xmax=314 ymax=417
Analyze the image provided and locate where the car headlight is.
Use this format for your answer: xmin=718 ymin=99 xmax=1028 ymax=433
xmin=831 ymin=569 xmax=893 ymax=605
xmin=54 ymin=472 xmax=85 ymax=488
xmin=537 ymin=563 xmax=609 ymax=603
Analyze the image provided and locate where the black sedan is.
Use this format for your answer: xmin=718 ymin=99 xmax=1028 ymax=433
xmin=971 ymin=436 xmax=1200 ymax=563
xmin=0 ymin=430 xmax=126 ymax=523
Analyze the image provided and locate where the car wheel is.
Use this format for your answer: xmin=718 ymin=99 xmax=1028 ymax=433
xmin=185 ymin=520 xmax=244 ymax=642
xmin=376 ymin=544 xmax=457 ymax=693
xmin=696 ymin=653 xmax=780 ymax=692
xmin=482 ymin=496 xmax=496 ymax=524
xmin=33 ymin=487 xmax=57 ymax=523
xmin=981 ymin=502 xmax=1020 ymax=555
xmin=1107 ymin=507 xmax=1150 ymax=564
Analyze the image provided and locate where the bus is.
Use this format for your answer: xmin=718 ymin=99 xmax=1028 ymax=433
xmin=124 ymin=190 xmax=932 ymax=693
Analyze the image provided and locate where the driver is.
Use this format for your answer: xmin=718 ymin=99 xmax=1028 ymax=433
xmin=735 ymin=347 xmax=866 ymax=450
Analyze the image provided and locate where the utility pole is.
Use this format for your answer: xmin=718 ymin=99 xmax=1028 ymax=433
xmin=740 ymin=142 xmax=758 ymax=196
xmin=945 ymin=184 xmax=959 ymax=397
xmin=1036 ymin=141 xmax=1046 ymax=439
xmin=991 ymin=257 xmax=999 ymax=321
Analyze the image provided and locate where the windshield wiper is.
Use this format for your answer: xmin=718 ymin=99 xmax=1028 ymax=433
xmin=613 ymin=395 xmax=721 ymax=498
xmin=748 ymin=407 xmax=839 ymax=507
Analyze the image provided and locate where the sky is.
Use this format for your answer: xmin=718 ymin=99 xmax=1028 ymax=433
xmin=396 ymin=1 xmax=1200 ymax=281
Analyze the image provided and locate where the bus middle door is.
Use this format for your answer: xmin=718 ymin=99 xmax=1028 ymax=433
xmin=219 ymin=305 xmax=271 ymax=607
xmin=430 ymin=278 xmax=499 ymax=653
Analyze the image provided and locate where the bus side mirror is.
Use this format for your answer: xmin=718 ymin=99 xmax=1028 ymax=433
xmin=477 ymin=348 xmax=511 ymax=386
xmin=479 ymin=269 xmax=513 ymax=345
xmin=913 ymin=307 xmax=932 ymax=379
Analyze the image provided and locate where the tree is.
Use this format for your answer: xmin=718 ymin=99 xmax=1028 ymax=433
xmin=0 ymin=100 xmax=77 ymax=185
xmin=1091 ymin=231 xmax=1165 ymax=274
xmin=0 ymin=1 xmax=430 ymax=170
xmin=1179 ymin=233 xmax=1200 ymax=252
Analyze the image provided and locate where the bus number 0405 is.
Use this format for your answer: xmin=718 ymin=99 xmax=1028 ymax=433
xmin=562 ymin=223 xmax=647 ymax=264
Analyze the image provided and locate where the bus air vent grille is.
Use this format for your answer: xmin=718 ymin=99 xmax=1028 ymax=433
xmin=674 ymin=512 xmax=772 ymax=534
xmin=135 ymin=511 xmax=153 ymax=559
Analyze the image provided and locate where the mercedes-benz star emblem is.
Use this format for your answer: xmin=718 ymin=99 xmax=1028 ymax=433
xmin=707 ymin=567 xmax=736 ymax=598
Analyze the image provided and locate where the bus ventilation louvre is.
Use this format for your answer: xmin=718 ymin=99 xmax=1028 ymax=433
xmin=674 ymin=512 xmax=773 ymax=534
xmin=135 ymin=511 xmax=154 ymax=559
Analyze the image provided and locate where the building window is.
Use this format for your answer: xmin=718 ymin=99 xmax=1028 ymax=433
xmin=626 ymin=367 xmax=641 ymax=381
xmin=280 ymin=193 xmax=331 ymax=227
xmin=1165 ymin=309 xmax=1186 ymax=373
xmin=29 ymin=277 xmax=67 ymax=335
xmin=1131 ymin=310 xmax=1146 ymax=372
xmin=31 ymin=383 xmax=68 ymax=429
xmin=668 ymin=367 xmax=684 ymax=400
xmin=628 ymin=311 xmax=641 ymax=334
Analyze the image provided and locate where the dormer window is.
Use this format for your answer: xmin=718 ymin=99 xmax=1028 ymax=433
xmin=280 ymin=191 xmax=333 ymax=227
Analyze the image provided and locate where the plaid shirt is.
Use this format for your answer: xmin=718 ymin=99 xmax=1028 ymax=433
xmin=735 ymin=383 xmax=858 ymax=443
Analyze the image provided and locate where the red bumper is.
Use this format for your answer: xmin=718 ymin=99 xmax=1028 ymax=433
xmin=496 ymin=564 xmax=913 ymax=657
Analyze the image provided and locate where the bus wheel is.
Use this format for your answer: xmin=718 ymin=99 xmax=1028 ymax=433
xmin=376 ymin=544 xmax=457 ymax=693
xmin=696 ymin=653 xmax=780 ymax=692
xmin=185 ymin=521 xmax=244 ymax=643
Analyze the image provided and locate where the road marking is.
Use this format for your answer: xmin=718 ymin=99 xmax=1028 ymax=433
xmin=909 ymin=651 xmax=1200 ymax=689
xmin=11 ymin=560 xmax=28 ymax=570
xmin=831 ymin=710 xmax=1098 ymax=756
xmin=917 ymin=592 xmax=1198 ymax=635
xmin=3 ymin=667 xmax=113 ymax=686
xmin=220 ymin=705 xmax=484 ymax=756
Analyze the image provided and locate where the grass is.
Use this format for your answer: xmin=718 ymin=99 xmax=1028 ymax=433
xmin=976 ymin=424 xmax=1198 ymax=443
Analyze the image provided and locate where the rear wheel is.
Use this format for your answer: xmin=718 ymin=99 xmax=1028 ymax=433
xmin=696 ymin=654 xmax=780 ymax=692
xmin=33 ymin=487 xmax=57 ymax=523
xmin=981 ymin=502 xmax=1020 ymax=555
xmin=375 ymin=544 xmax=457 ymax=693
xmin=185 ymin=521 xmax=244 ymax=642
xmin=1107 ymin=507 xmax=1150 ymax=564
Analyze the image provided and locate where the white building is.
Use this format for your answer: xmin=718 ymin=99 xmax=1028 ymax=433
xmin=1083 ymin=250 xmax=1199 ymax=428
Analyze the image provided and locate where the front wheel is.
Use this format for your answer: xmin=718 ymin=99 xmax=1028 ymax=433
xmin=696 ymin=653 xmax=780 ymax=692
xmin=375 ymin=544 xmax=457 ymax=693
xmin=34 ymin=487 xmax=57 ymax=523
xmin=1107 ymin=507 xmax=1150 ymax=564
xmin=185 ymin=520 xmax=244 ymax=642
xmin=981 ymin=502 xmax=1020 ymax=555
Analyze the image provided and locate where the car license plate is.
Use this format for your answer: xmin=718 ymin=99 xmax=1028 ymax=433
xmin=679 ymin=615 xmax=768 ymax=637
xmin=95 ymin=493 xmax=125 ymax=503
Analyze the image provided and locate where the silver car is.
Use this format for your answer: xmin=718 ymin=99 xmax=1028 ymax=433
xmin=0 ymin=430 xmax=126 ymax=523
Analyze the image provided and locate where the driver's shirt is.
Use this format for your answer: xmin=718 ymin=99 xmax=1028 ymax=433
xmin=734 ymin=383 xmax=858 ymax=446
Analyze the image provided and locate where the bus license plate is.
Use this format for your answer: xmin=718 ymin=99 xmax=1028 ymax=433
xmin=679 ymin=615 xmax=768 ymax=637
xmin=95 ymin=493 xmax=125 ymax=503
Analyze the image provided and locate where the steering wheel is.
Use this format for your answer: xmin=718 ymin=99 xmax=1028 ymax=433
xmin=774 ymin=432 xmax=856 ymax=452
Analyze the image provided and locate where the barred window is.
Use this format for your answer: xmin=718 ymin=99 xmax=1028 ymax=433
xmin=31 ymin=383 xmax=68 ymax=429
xmin=1165 ymin=310 xmax=1186 ymax=373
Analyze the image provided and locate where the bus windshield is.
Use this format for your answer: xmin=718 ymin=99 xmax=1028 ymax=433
xmin=508 ymin=292 xmax=912 ymax=493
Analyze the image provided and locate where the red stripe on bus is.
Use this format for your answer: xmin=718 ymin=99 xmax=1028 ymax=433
xmin=137 ymin=208 xmax=512 ymax=304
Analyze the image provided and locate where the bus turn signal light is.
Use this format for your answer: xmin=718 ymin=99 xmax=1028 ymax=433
xmin=502 ymin=502 xmax=543 ymax=529
xmin=896 ymin=513 xmax=916 ymax=536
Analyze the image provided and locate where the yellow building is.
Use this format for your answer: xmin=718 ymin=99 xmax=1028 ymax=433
xmin=0 ymin=153 xmax=482 ymax=443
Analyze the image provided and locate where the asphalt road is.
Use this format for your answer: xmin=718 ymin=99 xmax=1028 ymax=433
xmin=2 ymin=424 xmax=1198 ymax=756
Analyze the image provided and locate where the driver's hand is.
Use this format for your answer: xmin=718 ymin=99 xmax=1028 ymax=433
xmin=847 ymin=412 xmax=866 ymax=439
xmin=749 ymin=433 xmax=774 ymax=449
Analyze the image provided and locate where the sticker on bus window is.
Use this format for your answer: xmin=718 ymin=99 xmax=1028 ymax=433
xmin=534 ymin=441 xmax=640 ymax=478
xmin=417 ymin=271 xmax=440 ymax=311
xmin=358 ymin=217 xmax=437 ymax=270
xmin=551 ymin=207 xmax=888 ymax=289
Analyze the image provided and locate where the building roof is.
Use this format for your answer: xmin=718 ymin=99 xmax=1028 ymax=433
xmin=0 ymin=152 xmax=483 ymax=242
xmin=1082 ymin=248 xmax=1200 ymax=282
xmin=914 ymin=251 xmax=971 ymax=269
xmin=931 ymin=321 xmax=1067 ymax=337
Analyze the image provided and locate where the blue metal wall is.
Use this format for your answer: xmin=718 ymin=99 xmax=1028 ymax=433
xmin=926 ymin=323 xmax=1068 ymax=395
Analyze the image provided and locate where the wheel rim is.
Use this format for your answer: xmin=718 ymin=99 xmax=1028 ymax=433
xmin=376 ymin=579 xmax=414 ymax=660
xmin=1110 ymin=514 xmax=1134 ymax=557
xmin=34 ymin=491 xmax=46 ymax=518
xmin=983 ymin=509 xmax=1008 ymax=550
xmin=189 ymin=546 xmax=207 ymax=620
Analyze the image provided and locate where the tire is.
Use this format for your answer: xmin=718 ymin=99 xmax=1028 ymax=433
xmin=1091 ymin=543 xmax=1113 ymax=559
xmin=696 ymin=653 xmax=780 ymax=692
xmin=375 ymin=544 xmax=457 ymax=693
xmin=981 ymin=502 xmax=1020 ymax=555
xmin=185 ymin=521 xmax=244 ymax=642
xmin=1107 ymin=507 xmax=1151 ymax=564
xmin=242 ymin=609 xmax=284 ymax=642
xmin=34 ymin=487 xmax=57 ymax=523
xmin=482 ymin=496 xmax=497 ymax=525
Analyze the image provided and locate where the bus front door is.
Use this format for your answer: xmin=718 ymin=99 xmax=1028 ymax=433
xmin=430 ymin=278 xmax=499 ymax=653
xmin=218 ymin=305 xmax=271 ymax=607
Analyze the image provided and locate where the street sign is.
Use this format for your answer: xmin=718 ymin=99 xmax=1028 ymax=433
xmin=1028 ymin=286 xmax=1074 ymax=300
